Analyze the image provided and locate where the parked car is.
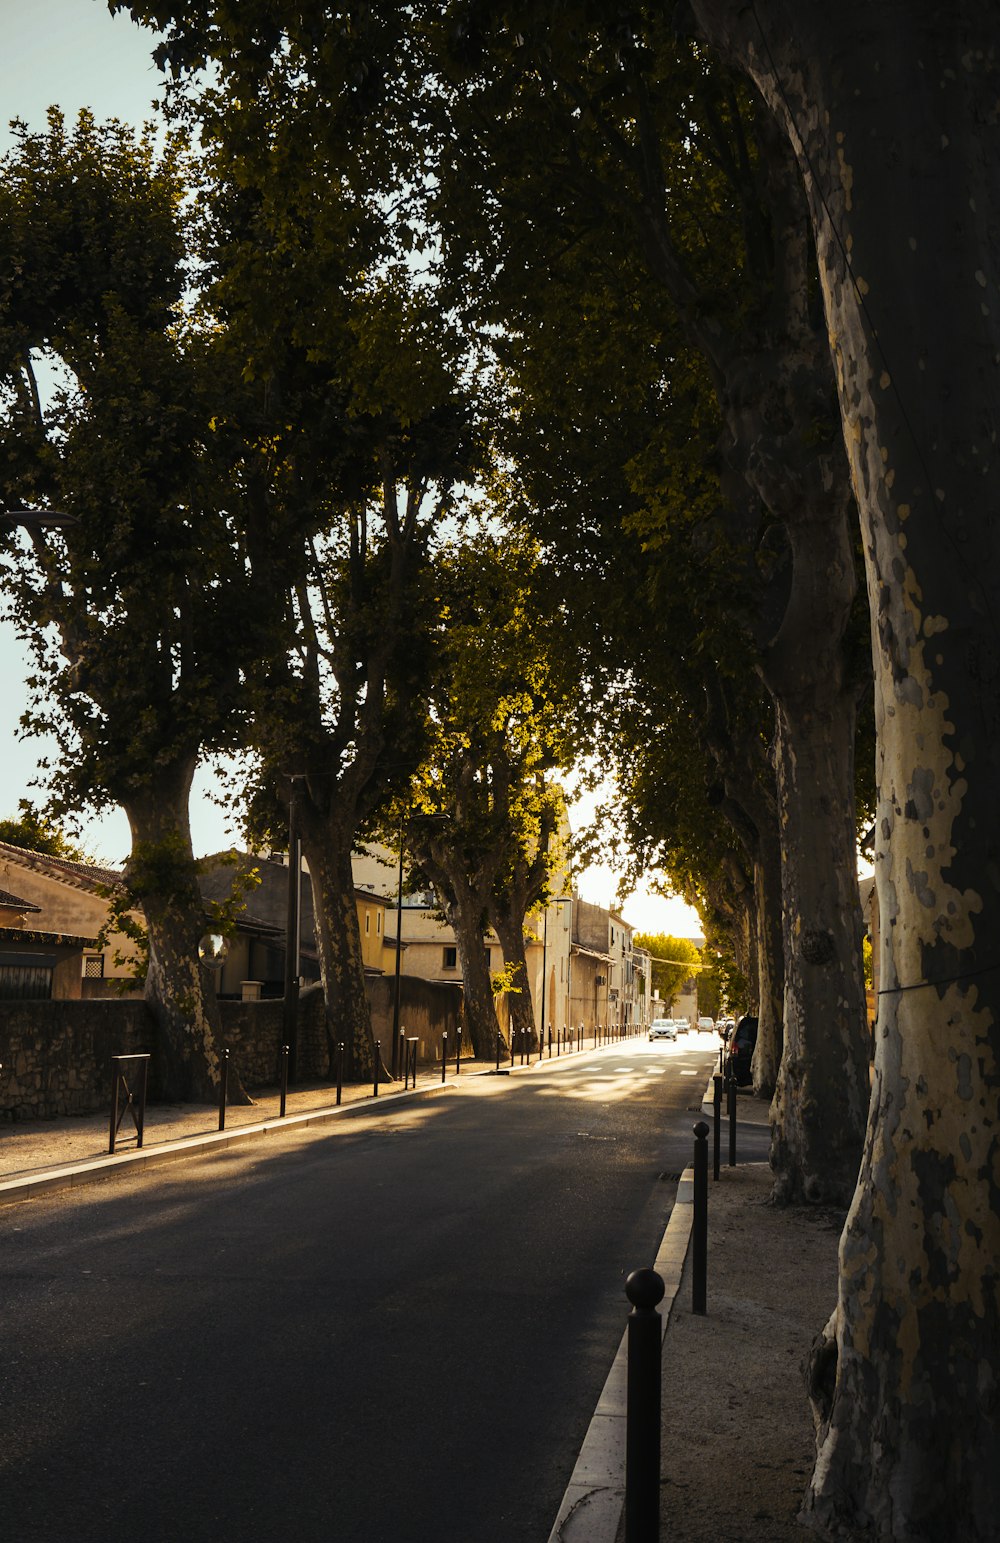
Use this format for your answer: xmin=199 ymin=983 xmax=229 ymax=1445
xmin=727 ymin=1015 xmax=758 ymax=1085
xmin=649 ymin=1018 xmax=678 ymax=1041
xmin=697 ymin=1016 xmax=715 ymax=1032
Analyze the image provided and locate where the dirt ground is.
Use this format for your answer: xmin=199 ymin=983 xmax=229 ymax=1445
xmin=658 ymin=1159 xmax=845 ymax=1541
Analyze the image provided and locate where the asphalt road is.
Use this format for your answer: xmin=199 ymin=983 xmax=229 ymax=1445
xmin=1 ymin=1033 xmax=767 ymax=1542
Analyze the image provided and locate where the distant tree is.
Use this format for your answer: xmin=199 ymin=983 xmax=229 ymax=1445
xmin=0 ymin=800 xmax=86 ymax=861
xmin=633 ymin=933 xmax=701 ymax=1009
xmin=398 ymin=526 xmax=581 ymax=1056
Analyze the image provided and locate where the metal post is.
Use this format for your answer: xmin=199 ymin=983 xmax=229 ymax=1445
xmin=136 ymin=1058 xmax=148 ymax=1147
xmin=728 ymin=1075 xmax=737 ymax=1167
xmin=336 ymin=1040 xmax=344 ymax=1106
xmin=496 ymin=1031 xmax=501 ymax=1072
xmin=442 ymin=1031 xmax=448 ymax=1083
xmin=693 ymin=1122 xmax=709 ymax=1315
xmin=218 ymin=1048 xmax=229 ymax=1131
xmin=520 ymin=1028 xmax=525 ymax=1066
xmin=455 ymin=1025 xmax=462 ymax=1076
xmin=712 ymin=1074 xmax=723 ymax=1181
xmin=399 ymin=1027 xmax=406 ymax=1083
xmin=547 ymin=1023 xmax=552 ymax=1058
xmin=625 ymin=1267 xmax=665 ymax=1543
xmin=391 ymin=823 xmax=405 ymax=1078
xmin=373 ymin=1039 xmax=381 ymax=1098
xmin=280 ymin=1044 xmax=289 ymax=1118
xmin=109 ymin=1063 xmax=121 ymax=1155
xmin=557 ymin=1026 xmax=562 ymax=1056
xmin=283 ymin=780 xmax=301 ymax=1083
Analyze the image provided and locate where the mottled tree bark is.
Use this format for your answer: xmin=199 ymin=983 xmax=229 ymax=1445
xmin=125 ymin=758 xmax=249 ymax=1104
xmin=490 ymin=908 xmax=537 ymax=1052
xmin=297 ymin=809 xmax=376 ymax=1082
xmin=751 ymin=831 xmax=785 ymax=1097
xmin=439 ymin=873 xmax=501 ymax=1058
xmin=689 ymin=2 xmax=1000 ymax=1533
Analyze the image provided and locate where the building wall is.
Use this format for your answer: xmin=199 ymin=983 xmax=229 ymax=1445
xmin=0 ymin=854 xmax=140 ymax=986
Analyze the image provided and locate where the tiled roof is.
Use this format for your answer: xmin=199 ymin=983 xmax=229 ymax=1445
xmin=0 ymin=887 xmax=42 ymax=912
xmin=0 ymin=841 xmax=123 ymax=892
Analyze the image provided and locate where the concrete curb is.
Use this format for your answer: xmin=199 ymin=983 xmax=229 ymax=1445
xmin=546 ymin=1170 xmax=695 ymax=1543
xmin=547 ymin=1070 xmax=727 ymax=1543
xmin=0 ymin=1079 xmax=457 ymax=1206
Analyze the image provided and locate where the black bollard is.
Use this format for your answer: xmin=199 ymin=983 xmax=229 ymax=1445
xmin=374 ymin=1039 xmax=381 ymax=1098
xmin=547 ymin=1024 xmax=552 ymax=1058
xmin=712 ymin=1074 xmax=723 ymax=1181
xmin=496 ymin=1030 xmax=501 ymax=1072
xmin=218 ymin=1048 xmax=229 ymax=1131
xmin=693 ymin=1121 xmax=709 ymax=1315
xmin=280 ymin=1043 xmax=289 ymax=1118
xmin=336 ymin=1040 xmax=344 ymax=1106
xmin=624 ymin=1266 xmax=665 ymax=1543
xmin=728 ymin=1074 xmax=737 ymax=1167
xmin=455 ymin=1025 xmax=462 ymax=1076
xmin=442 ymin=1031 xmax=448 ymax=1083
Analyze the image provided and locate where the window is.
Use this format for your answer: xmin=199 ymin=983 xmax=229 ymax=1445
xmin=484 ymin=947 xmax=491 ymax=968
xmin=364 ymin=912 xmax=371 ymax=935
xmin=376 ymin=911 xmax=382 ymax=935
xmin=83 ymin=955 xmax=105 ymax=979
xmin=443 ymin=946 xmax=457 ymax=969
xmin=0 ymin=957 xmax=54 ymax=1000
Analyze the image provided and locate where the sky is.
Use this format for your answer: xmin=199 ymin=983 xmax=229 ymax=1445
xmin=0 ymin=0 xmax=704 ymax=940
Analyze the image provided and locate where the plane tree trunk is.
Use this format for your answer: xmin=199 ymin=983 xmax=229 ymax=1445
xmin=438 ymin=871 xmax=500 ymax=1058
xmin=490 ymin=908 xmax=537 ymax=1053
xmin=124 ymin=758 xmax=250 ymax=1105
xmin=296 ymin=801 xmax=376 ymax=1082
xmin=689 ymin=2 xmax=1000 ymax=1533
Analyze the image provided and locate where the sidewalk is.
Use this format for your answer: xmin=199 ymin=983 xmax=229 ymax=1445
xmin=550 ymin=1083 xmax=845 ymax=1542
xmin=0 ymin=1054 xmax=509 ymax=1200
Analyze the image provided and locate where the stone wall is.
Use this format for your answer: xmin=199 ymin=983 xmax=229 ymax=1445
xmin=0 ymin=973 xmax=465 ymax=1121
xmin=0 ymin=999 xmax=154 ymax=1121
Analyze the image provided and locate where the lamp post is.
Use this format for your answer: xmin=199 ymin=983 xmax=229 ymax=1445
xmin=283 ymin=776 xmax=303 ymax=1082
xmin=390 ymin=817 xmax=405 ymax=1078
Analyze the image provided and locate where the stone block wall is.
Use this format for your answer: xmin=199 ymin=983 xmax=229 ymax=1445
xmin=0 ymin=999 xmax=154 ymax=1120
xmin=0 ymin=974 xmax=465 ymax=1121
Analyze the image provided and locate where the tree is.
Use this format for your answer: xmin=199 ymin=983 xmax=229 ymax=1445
xmin=115 ymin=5 xmax=489 ymax=1082
xmin=416 ymin=8 xmax=872 ymax=1203
xmin=0 ymin=111 xmax=256 ymax=1102
xmin=0 ymin=800 xmax=86 ymax=861
xmin=683 ymin=3 xmax=1000 ymax=1534
xmin=633 ymin=933 xmax=701 ymax=1008
xmin=399 ymin=527 xmax=580 ymax=1056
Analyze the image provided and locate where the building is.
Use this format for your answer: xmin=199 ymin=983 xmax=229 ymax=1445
xmin=352 ymin=845 xmax=650 ymax=1037
xmin=0 ymin=841 xmax=141 ymax=997
xmin=200 ymin=851 xmax=399 ymax=998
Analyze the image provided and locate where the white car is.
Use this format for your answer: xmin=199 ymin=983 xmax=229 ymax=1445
xmin=648 ymin=1018 xmax=678 ymax=1041
xmin=697 ymin=1016 xmax=715 ymax=1032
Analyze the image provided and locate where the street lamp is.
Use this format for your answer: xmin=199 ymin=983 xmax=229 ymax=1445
xmin=1 ymin=509 xmax=77 ymax=532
